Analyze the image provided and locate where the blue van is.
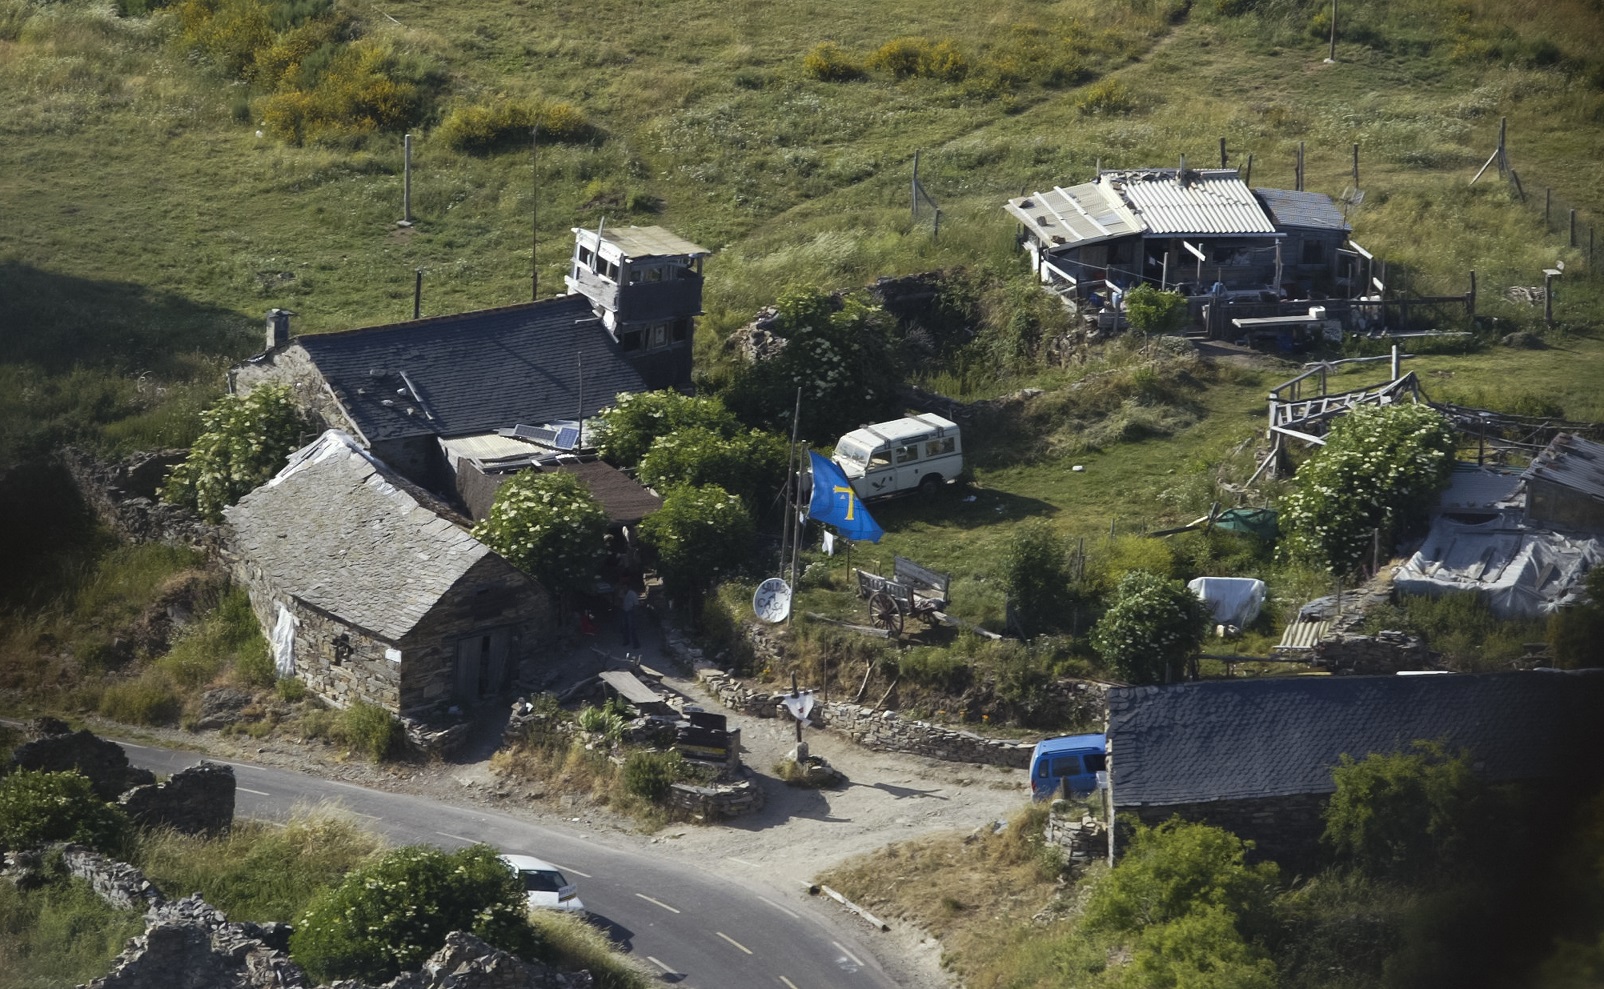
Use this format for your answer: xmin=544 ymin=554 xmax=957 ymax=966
xmin=1029 ymin=733 xmax=1108 ymax=800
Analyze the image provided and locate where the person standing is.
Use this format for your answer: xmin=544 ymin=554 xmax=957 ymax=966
xmin=619 ymin=582 xmax=642 ymax=651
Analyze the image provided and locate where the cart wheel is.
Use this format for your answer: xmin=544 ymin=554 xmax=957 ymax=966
xmin=869 ymin=591 xmax=904 ymax=637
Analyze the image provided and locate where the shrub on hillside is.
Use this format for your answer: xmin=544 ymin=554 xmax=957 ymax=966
xmin=636 ymin=426 xmax=787 ymax=512
xmin=1322 ymin=741 xmax=1486 ymax=883
xmin=1075 ymin=78 xmax=1136 ymax=115
xmin=592 ymin=390 xmax=740 ymax=470
xmin=162 ymin=384 xmax=310 ymax=522
xmin=290 ymin=844 xmax=537 ymax=983
xmin=437 ymin=98 xmax=591 ymax=154
xmin=803 ymin=42 xmax=863 ymax=82
xmin=865 ymin=36 xmax=969 ymax=82
xmin=339 ymin=701 xmax=405 ymax=761
xmin=258 ymin=40 xmax=429 ymax=144
xmin=1124 ymin=284 xmax=1189 ymax=334
xmin=999 ymin=520 xmax=1073 ymax=636
xmin=0 ymin=771 xmax=130 ymax=855
xmin=1091 ymin=569 xmax=1209 ymax=684
xmin=621 ymin=749 xmax=683 ymax=803
xmin=638 ymin=484 xmax=755 ymax=606
xmin=98 ymin=674 xmax=182 ymax=726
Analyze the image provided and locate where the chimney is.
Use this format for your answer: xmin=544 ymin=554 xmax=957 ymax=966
xmin=266 ymin=308 xmax=291 ymax=350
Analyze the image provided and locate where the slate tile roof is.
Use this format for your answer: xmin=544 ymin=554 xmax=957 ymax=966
xmin=1107 ymin=670 xmax=1604 ymax=807
xmin=226 ymin=431 xmax=505 ymax=641
xmin=295 ymin=294 xmax=647 ymax=444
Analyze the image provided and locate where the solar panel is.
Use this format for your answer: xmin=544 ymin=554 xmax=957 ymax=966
xmin=509 ymin=423 xmax=581 ymax=450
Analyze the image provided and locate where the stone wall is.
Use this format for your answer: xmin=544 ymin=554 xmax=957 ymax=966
xmin=229 ymin=345 xmax=348 ymax=436
xmin=1120 ymin=792 xmax=1331 ymax=867
xmin=59 ymin=447 xmax=219 ymax=552
xmin=120 ymin=762 xmax=236 ymax=836
xmin=1043 ymin=807 xmax=1109 ymax=867
xmin=693 ymin=667 xmax=1035 ymax=768
xmin=61 ymin=846 xmax=167 ymax=912
xmin=1312 ymin=630 xmax=1433 ymax=674
xmin=663 ymin=776 xmax=765 ymax=821
xmin=6 ymin=721 xmax=155 ymax=801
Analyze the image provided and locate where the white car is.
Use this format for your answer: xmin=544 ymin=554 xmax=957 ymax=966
xmin=500 ymin=854 xmax=586 ymax=915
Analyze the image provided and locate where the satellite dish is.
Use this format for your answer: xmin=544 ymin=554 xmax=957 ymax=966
xmin=752 ymin=578 xmax=792 ymax=623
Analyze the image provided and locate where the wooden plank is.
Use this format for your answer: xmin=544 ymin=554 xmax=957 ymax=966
xmin=598 ymin=670 xmax=662 ymax=706
xmin=893 ymin=556 xmax=950 ymax=596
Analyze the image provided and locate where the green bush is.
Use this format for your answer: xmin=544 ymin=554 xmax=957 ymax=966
xmin=592 ymin=390 xmax=740 ymax=469
xmin=1091 ymin=570 xmax=1210 ymax=684
xmin=636 ymin=426 xmax=787 ymax=512
xmin=621 ymin=749 xmax=683 ymax=803
xmin=865 ymin=36 xmax=968 ymax=82
xmin=638 ymin=484 xmax=756 ymax=603
xmin=0 ymin=874 xmax=146 ymax=985
xmin=290 ymin=844 xmax=537 ymax=983
xmin=1075 ymin=78 xmax=1137 ymax=115
xmin=437 ymin=97 xmax=591 ymax=154
xmin=999 ymin=519 xmax=1073 ymax=636
xmin=337 ymin=701 xmax=405 ymax=762
xmin=162 ymin=384 xmax=311 ymax=522
xmin=472 ymin=470 xmax=608 ymax=595
xmin=802 ymin=41 xmax=863 ymax=82
xmin=1124 ymin=284 xmax=1189 ymax=334
xmin=1322 ymin=741 xmax=1485 ymax=883
xmin=0 ymin=771 xmax=130 ymax=855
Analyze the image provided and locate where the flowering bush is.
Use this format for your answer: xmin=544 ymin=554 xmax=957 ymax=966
xmin=472 ymin=471 xmax=607 ymax=596
xmin=1091 ymin=570 xmax=1210 ymax=684
xmin=289 ymin=844 xmax=537 ymax=983
xmin=638 ymin=484 xmax=754 ymax=600
xmin=591 ymin=389 xmax=740 ymax=469
xmin=637 ymin=426 xmax=787 ymax=511
xmin=1280 ymin=404 xmax=1457 ymax=579
xmin=161 ymin=384 xmax=310 ymax=522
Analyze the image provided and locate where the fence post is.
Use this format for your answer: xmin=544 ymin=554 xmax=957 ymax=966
xmin=1545 ymin=188 xmax=1551 ymax=227
xmin=1569 ymin=209 xmax=1576 ymax=248
xmin=1352 ymin=143 xmax=1359 ymax=188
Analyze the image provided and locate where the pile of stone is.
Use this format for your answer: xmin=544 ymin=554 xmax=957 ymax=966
xmin=1312 ymin=630 xmax=1435 ymax=674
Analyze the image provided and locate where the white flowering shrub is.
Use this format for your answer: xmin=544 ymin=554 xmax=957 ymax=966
xmin=472 ymin=471 xmax=607 ymax=595
xmin=637 ymin=426 xmax=788 ymax=510
xmin=289 ymin=844 xmax=537 ymax=983
xmin=638 ymin=484 xmax=755 ymax=601
xmin=1091 ymin=569 xmax=1210 ymax=684
xmin=1280 ymin=404 xmax=1457 ymax=579
xmin=592 ymin=389 xmax=740 ymax=469
xmin=161 ymin=384 xmax=310 ymax=521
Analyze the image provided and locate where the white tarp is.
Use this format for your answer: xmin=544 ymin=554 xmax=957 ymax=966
xmin=272 ymin=602 xmax=298 ymax=677
xmin=1187 ymin=577 xmax=1266 ymax=628
xmin=1396 ymin=518 xmax=1603 ymax=617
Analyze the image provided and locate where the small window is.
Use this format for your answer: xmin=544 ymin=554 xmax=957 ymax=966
xmin=577 ymin=247 xmax=594 ymax=268
xmin=925 ymin=437 xmax=954 ymax=457
xmin=621 ymin=331 xmax=643 ymax=352
xmin=1085 ymin=753 xmax=1107 ymax=773
xmin=1051 ymin=755 xmax=1083 ymax=777
xmin=672 ymin=317 xmax=690 ymax=343
xmin=652 ymin=323 xmax=667 ymax=347
xmin=895 ymin=444 xmax=919 ymax=464
xmin=645 ymin=266 xmax=664 ymax=283
xmin=627 ymin=267 xmax=643 ymax=284
xmin=868 ymin=448 xmax=892 ymax=469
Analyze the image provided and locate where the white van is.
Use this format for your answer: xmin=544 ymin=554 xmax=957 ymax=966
xmin=832 ymin=414 xmax=962 ymax=499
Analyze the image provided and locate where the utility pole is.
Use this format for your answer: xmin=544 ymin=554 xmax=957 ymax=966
xmin=1326 ymin=0 xmax=1337 ymax=62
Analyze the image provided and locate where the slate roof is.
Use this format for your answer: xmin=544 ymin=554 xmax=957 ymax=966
xmin=545 ymin=460 xmax=663 ymax=525
xmin=1107 ymin=670 xmax=1604 ymax=807
xmin=226 ymin=431 xmax=510 ymax=641
xmin=295 ymin=294 xmax=647 ymax=444
xmin=1523 ymin=433 xmax=1604 ymax=503
xmin=1252 ymin=187 xmax=1352 ymax=232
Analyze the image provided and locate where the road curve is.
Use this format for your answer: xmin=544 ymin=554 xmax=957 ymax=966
xmin=118 ymin=741 xmax=901 ymax=989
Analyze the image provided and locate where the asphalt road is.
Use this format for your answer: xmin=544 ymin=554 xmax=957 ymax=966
xmin=118 ymin=742 xmax=900 ymax=989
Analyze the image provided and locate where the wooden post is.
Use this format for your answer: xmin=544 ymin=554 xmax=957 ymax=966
xmin=401 ymin=133 xmax=413 ymax=225
xmin=1352 ymin=143 xmax=1360 ymax=188
xmin=1297 ymin=142 xmax=1305 ymax=192
xmin=1498 ymin=116 xmax=1507 ymax=173
xmin=1390 ymin=343 xmax=1400 ymax=380
xmin=1544 ymin=269 xmax=1556 ymax=326
xmin=413 ymin=268 xmax=422 ymax=319
xmin=1590 ymin=227 xmax=1595 ymax=272
xmin=1545 ymin=188 xmax=1551 ymax=227
xmin=538 ymin=121 xmax=545 ymax=296
xmin=911 ymin=150 xmax=920 ymax=218
xmin=1328 ymin=0 xmax=1337 ymax=62
xmin=1467 ymin=269 xmax=1476 ymax=319
xmin=1569 ymin=209 xmax=1576 ymax=248
xmin=1244 ymin=153 xmax=1253 ymax=186
xmin=1161 ymin=251 xmax=1169 ymax=290
xmin=1219 ymin=137 xmax=1227 ymax=168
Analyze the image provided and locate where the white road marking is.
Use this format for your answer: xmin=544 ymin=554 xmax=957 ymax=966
xmin=779 ymin=977 xmax=801 ymax=989
xmin=119 ymin=742 xmax=149 ymax=750
xmin=237 ymin=787 xmax=270 ymax=796
xmin=757 ymin=896 xmax=799 ymax=919
xmin=546 ymin=862 xmax=590 ymax=878
xmin=727 ymin=856 xmax=758 ymax=868
xmin=833 ymin=941 xmax=864 ymax=967
xmin=434 ymin=831 xmax=472 ymax=843
xmin=635 ymin=893 xmax=681 ymax=914
xmin=716 ymin=931 xmax=753 ymax=955
xmin=350 ymin=811 xmax=381 ymax=820
xmin=646 ymin=956 xmax=677 ymax=974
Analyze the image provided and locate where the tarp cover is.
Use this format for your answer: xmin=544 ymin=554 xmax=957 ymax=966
xmin=1395 ymin=517 xmax=1602 ymax=617
xmin=1187 ymin=577 xmax=1266 ymax=628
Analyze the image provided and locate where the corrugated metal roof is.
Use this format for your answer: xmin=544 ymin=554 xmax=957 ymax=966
xmin=1113 ymin=169 xmax=1277 ymax=236
xmin=1003 ymin=181 xmax=1142 ymax=250
xmin=1275 ymin=618 xmax=1331 ymax=651
xmin=1253 ymin=187 xmax=1352 ymax=232
xmin=576 ymin=225 xmax=710 ymax=260
xmin=1523 ymin=433 xmax=1604 ymax=502
xmin=1107 ymin=670 xmax=1604 ymax=807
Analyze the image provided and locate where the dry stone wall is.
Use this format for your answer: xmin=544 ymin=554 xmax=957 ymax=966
xmin=6 ymin=721 xmax=156 ymax=800
xmin=59 ymin=447 xmax=219 ymax=552
xmin=1043 ymin=808 xmax=1109 ymax=867
xmin=119 ymin=762 xmax=236 ymax=836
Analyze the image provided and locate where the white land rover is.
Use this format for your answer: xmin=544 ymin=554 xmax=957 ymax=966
xmin=832 ymin=414 xmax=962 ymax=500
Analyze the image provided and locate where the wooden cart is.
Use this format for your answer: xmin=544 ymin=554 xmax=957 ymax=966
xmin=854 ymin=556 xmax=951 ymax=637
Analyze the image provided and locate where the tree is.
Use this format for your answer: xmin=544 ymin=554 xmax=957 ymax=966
xmin=1085 ymin=818 xmax=1281 ymax=989
xmin=1321 ymin=740 xmax=1484 ymax=882
xmin=161 ymin=384 xmax=310 ymax=521
xmin=1281 ymin=403 xmax=1457 ymax=579
xmin=289 ymin=844 xmax=537 ymax=983
xmin=1091 ymin=569 xmax=1209 ymax=684
xmin=1124 ymin=284 xmax=1189 ymax=334
xmin=472 ymin=471 xmax=607 ymax=596
xmin=638 ymin=484 xmax=755 ymax=607
xmin=725 ymin=287 xmax=903 ymax=442
xmin=0 ymin=770 xmax=129 ymax=855
xmin=999 ymin=519 xmax=1072 ymax=636
xmin=592 ymin=389 xmax=740 ymax=469
xmin=637 ymin=426 xmax=788 ymax=513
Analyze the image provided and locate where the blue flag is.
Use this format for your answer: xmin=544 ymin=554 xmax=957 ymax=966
xmin=807 ymin=451 xmax=883 ymax=544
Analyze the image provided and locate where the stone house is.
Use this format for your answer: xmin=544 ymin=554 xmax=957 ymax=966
xmin=223 ymin=431 xmax=553 ymax=715
xmin=229 ymin=225 xmax=709 ymax=499
xmin=1107 ymin=669 xmax=1604 ymax=866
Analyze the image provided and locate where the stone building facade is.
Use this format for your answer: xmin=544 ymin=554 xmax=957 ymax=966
xmin=225 ymin=431 xmax=554 ymax=715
